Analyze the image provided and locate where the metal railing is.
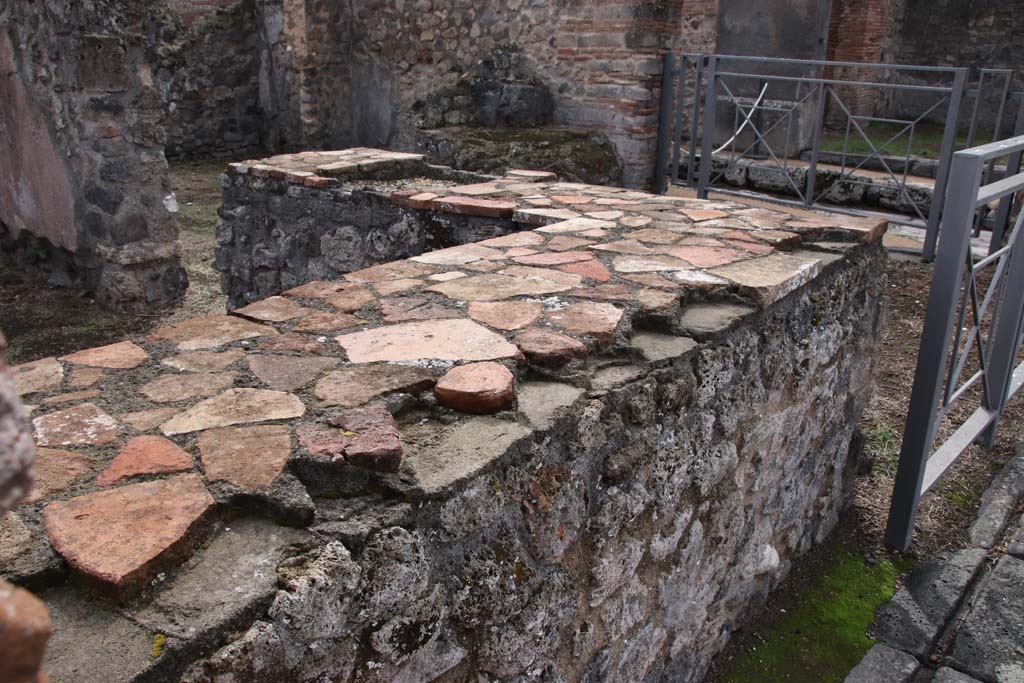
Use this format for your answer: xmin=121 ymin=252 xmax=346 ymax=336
xmin=654 ymin=54 xmax=1021 ymax=261
xmin=884 ymin=134 xmax=1024 ymax=550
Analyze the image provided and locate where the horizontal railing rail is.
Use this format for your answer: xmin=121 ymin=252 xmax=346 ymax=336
xmin=654 ymin=54 xmax=1021 ymax=260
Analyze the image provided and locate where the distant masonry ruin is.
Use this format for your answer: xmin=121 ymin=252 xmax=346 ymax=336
xmin=0 ymin=0 xmax=1018 ymax=309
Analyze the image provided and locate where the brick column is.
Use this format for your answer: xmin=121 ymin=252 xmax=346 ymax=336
xmin=825 ymin=0 xmax=906 ymax=119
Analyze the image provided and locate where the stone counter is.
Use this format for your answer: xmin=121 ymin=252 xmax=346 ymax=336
xmin=3 ymin=154 xmax=887 ymax=683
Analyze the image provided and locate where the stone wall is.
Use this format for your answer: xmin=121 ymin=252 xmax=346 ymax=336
xmin=161 ymin=1 xmax=267 ymax=160
xmin=215 ymin=154 xmax=499 ymax=308
xmin=170 ymin=0 xmax=239 ymax=26
xmin=5 ymin=147 xmax=887 ymax=681
xmin=181 ymin=244 xmax=885 ymax=683
xmin=253 ymin=0 xmax=720 ymax=188
xmin=890 ymin=0 xmax=1024 ymax=128
xmin=0 ymin=2 xmax=187 ymax=311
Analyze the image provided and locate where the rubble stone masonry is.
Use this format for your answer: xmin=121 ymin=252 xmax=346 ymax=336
xmin=0 ymin=1 xmax=187 ymax=311
xmin=2 ymin=148 xmax=888 ymax=682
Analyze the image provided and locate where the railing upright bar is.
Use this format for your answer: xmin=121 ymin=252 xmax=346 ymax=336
xmin=966 ymin=70 xmax=986 ymax=150
xmin=804 ymin=80 xmax=828 ymax=208
xmin=923 ymin=68 xmax=969 ymax=262
xmin=696 ymin=56 xmax=719 ymax=200
xmin=984 ymin=73 xmax=1013 ymax=183
xmin=989 ymin=97 xmax=1024 ymax=256
xmin=980 ymin=208 xmax=1024 ymax=447
xmin=654 ymin=51 xmax=676 ymax=195
xmin=685 ymin=58 xmax=705 ymax=186
xmin=669 ymin=54 xmax=689 ymax=187
xmin=885 ymin=150 xmax=985 ymax=550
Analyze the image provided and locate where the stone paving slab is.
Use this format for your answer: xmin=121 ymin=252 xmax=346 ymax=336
xmin=935 ymin=668 xmax=985 ymax=683
xmin=851 ymin=450 xmax=1024 ymax=683
xmin=949 ymin=555 xmax=1024 ymax=683
xmin=844 ymin=644 xmax=919 ymax=683
xmin=874 ymin=548 xmax=987 ymax=657
xmin=967 ymin=455 xmax=1024 ymax=549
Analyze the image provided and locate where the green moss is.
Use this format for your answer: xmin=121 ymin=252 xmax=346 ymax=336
xmin=819 ymin=122 xmax=994 ymax=160
xmin=943 ymin=479 xmax=985 ymax=516
xmin=716 ymin=550 xmax=910 ymax=683
xmin=151 ymin=633 xmax=168 ymax=660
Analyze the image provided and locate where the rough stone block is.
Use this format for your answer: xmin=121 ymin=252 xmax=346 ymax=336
xmin=874 ymin=548 xmax=987 ymax=657
xmin=844 ymin=644 xmax=919 ymax=683
xmin=967 ymin=452 xmax=1024 ymax=549
xmin=132 ymin=519 xmax=309 ymax=647
xmin=950 ymin=555 xmax=1024 ymax=682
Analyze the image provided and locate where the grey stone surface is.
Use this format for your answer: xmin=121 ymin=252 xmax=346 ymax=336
xmin=950 ymin=555 xmax=1024 ymax=683
xmin=874 ymin=548 xmax=987 ymax=657
xmin=404 ymin=417 xmax=532 ymax=495
xmin=844 ymin=644 xmax=919 ymax=683
xmin=516 ymin=381 xmax=585 ymax=430
xmin=968 ymin=453 xmax=1024 ymax=549
xmin=630 ymin=332 xmax=698 ymax=363
xmin=1009 ymin=516 xmax=1024 ymax=559
xmin=933 ymin=668 xmax=984 ymax=683
xmin=132 ymin=519 xmax=310 ymax=646
xmin=0 ymin=509 xmax=60 ymax=586
xmin=43 ymin=587 xmax=157 ymax=683
xmin=679 ymin=303 xmax=757 ymax=337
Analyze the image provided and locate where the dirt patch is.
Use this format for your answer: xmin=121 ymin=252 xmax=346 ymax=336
xmin=0 ymin=160 xmax=225 ymax=365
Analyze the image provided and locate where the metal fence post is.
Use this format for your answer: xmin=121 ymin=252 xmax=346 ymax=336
xmin=988 ymin=97 xmax=1024 ymax=255
xmin=686 ymin=57 xmax=705 ymax=186
xmin=669 ymin=55 xmax=690 ymax=187
xmin=697 ymin=56 xmax=719 ymax=200
xmin=980 ymin=211 xmax=1024 ymax=447
xmin=885 ymin=150 xmax=985 ymax=550
xmin=923 ymin=68 xmax=969 ymax=261
xmin=804 ymin=80 xmax=828 ymax=207
xmin=654 ymin=52 xmax=676 ymax=195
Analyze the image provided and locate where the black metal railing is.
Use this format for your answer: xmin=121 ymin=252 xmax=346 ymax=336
xmin=884 ymin=134 xmax=1024 ymax=550
xmin=654 ymin=54 xmax=1022 ymax=261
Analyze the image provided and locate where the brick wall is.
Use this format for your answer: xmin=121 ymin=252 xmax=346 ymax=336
xmin=260 ymin=0 xmax=719 ymax=189
xmin=824 ymin=0 xmax=905 ymax=120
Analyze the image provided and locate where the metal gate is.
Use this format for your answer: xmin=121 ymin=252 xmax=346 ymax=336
xmin=884 ymin=134 xmax=1024 ymax=550
xmin=654 ymin=54 xmax=1022 ymax=260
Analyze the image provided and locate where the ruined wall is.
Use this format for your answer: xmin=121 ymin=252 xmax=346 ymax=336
xmin=895 ymin=0 xmax=1024 ymax=84
xmin=180 ymin=246 xmax=885 ymax=683
xmin=216 ymin=163 xmax=501 ymax=308
xmin=0 ymin=2 xmax=187 ymax=311
xmin=162 ymin=1 xmax=267 ymax=160
xmin=891 ymin=0 xmax=1024 ymax=128
xmin=258 ymin=0 xmax=720 ymax=188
